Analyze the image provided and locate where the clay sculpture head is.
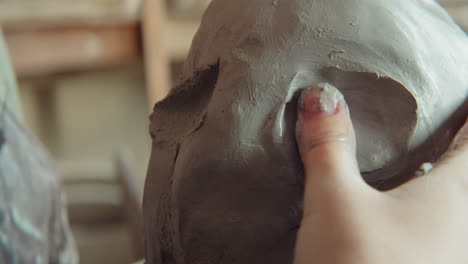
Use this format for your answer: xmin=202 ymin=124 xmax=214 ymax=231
xmin=143 ymin=0 xmax=468 ymax=263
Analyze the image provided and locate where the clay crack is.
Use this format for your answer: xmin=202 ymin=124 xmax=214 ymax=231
xmin=189 ymin=113 xmax=208 ymax=136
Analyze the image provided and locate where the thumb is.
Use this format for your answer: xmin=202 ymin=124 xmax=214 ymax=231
xmin=296 ymin=83 xmax=364 ymax=209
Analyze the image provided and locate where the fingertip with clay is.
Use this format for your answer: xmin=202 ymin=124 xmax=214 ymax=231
xmin=298 ymin=83 xmax=344 ymax=120
xmin=296 ymin=83 xmax=360 ymax=186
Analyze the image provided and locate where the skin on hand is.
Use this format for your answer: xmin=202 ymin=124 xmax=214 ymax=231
xmin=294 ymin=83 xmax=468 ymax=264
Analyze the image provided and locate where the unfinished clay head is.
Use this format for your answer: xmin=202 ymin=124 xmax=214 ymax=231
xmin=144 ymin=0 xmax=468 ymax=263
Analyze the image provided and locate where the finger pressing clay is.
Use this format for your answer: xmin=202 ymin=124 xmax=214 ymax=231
xmin=143 ymin=0 xmax=468 ymax=263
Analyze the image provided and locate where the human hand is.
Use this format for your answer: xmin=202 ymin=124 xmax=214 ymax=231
xmin=294 ymin=83 xmax=468 ymax=264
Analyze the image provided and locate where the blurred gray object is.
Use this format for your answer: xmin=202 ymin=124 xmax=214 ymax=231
xmin=0 ymin=30 xmax=21 ymax=120
xmin=0 ymin=29 xmax=78 ymax=264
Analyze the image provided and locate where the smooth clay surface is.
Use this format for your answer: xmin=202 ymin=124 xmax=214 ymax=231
xmin=144 ymin=0 xmax=468 ymax=263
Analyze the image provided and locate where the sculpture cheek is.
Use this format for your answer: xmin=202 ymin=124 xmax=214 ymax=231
xmin=172 ymin=155 xmax=302 ymax=262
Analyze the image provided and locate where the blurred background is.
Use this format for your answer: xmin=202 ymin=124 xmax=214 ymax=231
xmin=0 ymin=0 xmax=466 ymax=263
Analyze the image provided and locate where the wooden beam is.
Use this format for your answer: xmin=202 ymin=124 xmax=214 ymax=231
xmin=166 ymin=20 xmax=200 ymax=61
xmin=142 ymin=0 xmax=172 ymax=108
xmin=4 ymin=24 xmax=141 ymax=77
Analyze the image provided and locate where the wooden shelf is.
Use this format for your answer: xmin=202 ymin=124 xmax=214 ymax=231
xmin=4 ymin=23 xmax=141 ymax=77
xmin=3 ymin=19 xmax=199 ymax=77
xmin=0 ymin=0 xmax=141 ymax=28
xmin=1 ymin=0 xmax=143 ymax=76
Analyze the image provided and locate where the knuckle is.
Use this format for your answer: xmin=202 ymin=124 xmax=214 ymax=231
xmin=304 ymin=134 xmax=354 ymax=156
xmin=300 ymin=134 xmax=357 ymax=170
xmin=306 ymin=134 xmax=350 ymax=149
